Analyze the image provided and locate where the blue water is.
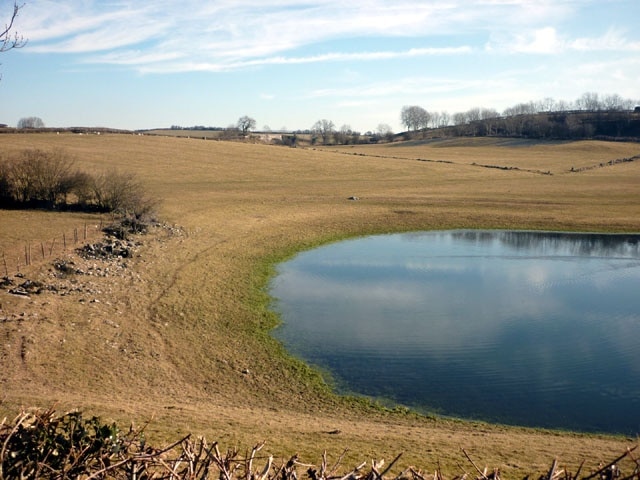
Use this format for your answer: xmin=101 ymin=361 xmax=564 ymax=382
xmin=269 ymin=231 xmax=640 ymax=434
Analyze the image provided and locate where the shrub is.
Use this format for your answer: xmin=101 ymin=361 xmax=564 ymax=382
xmin=0 ymin=149 xmax=81 ymax=208
xmin=0 ymin=408 xmax=126 ymax=479
xmin=90 ymin=169 xmax=158 ymax=236
xmin=0 ymin=150 xmax=156 ymax=220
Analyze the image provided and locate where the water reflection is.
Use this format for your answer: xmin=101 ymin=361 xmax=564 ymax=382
xmin=270 ymin=231 xmax=640 ymax=434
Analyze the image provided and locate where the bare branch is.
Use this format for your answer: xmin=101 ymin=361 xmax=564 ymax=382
xmin=1 ymin=2 xmax=27 ymax=53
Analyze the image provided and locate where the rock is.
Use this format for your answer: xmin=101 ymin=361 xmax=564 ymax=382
xmin=8 ymin=287 xmax=29 ymax=297
xmin=53 ymin=260 xmax=79 ymax=275
xmin=19 ymin=280 xmax=44 ymax=294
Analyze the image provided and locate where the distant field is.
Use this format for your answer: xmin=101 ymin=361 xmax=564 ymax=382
xmin=1 ymin=133 xmax=639 ymax=476
xmin=320 ymin=137 xmax=640 ymax=173
xmin=143 ymin=128 xmax=317 ymax=144
xmin=142 ymin=128 xmax=227 ymax=139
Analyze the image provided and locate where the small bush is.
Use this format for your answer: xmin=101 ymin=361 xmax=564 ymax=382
xmin=0 ymin=149 xmax=85 ymax=208
xmin=0 ymin=408 xmax=128 ymax=479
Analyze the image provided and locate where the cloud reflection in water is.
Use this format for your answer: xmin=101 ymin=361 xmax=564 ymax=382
xmin=270 ymin=231 xmax=640 ymax=434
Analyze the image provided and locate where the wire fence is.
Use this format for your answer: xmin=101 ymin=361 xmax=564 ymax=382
xmin=1 ymin=218 xmax=106 ymax=276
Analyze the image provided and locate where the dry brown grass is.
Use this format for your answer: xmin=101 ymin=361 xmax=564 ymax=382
xmin=323 ymin=138 xmax=640 ymax=173
xmin=1 ymin=133 xmax=639 ymax=477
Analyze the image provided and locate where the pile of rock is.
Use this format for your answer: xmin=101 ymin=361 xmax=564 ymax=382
xmin=78 ymin=238 xmax=139 ymax=260
xmin=1 ymin=276 xmax=45 ymax=296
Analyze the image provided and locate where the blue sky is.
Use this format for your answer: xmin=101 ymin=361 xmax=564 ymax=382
xmin=1 ymin=0 xmax=639 ymax=133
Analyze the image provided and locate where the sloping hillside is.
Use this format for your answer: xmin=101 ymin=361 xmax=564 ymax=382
xmin=1 ymin=133 xmax=639 ymax=475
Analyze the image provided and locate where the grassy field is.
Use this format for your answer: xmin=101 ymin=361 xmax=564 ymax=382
xmin=1 ymin=133 xmax=639 ymax=476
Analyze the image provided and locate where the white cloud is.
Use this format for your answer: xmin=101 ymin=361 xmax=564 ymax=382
xmin=570 ymin=28 xmax=640 ymax=52
xmin=21 ymin=2 xmax=164 ymax=49
xmin=18 ymin=0 xmax=595 ymax=72
xmin=518 ymin=27 xmax=562 ymax=54
xmin=487 ymin=26 xmax=640 ymax=55
xmin=102 ymin=45 xmax=473 ymax=74
xmin=90 ymin=50 xmax=185 ymax=66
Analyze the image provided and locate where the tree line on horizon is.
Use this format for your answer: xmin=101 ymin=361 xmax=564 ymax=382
xmin=3 ymin=5 xmax=639 ymax=143
xmin=190 ymin=91 xmax=640 ymax=145
xmin=7 ymin=92 xmax=640 ymax=144
xmin=286 ymin=92 xmax=640 ymax=145
xmin=400 ymin=92 xmax=640 ymax=133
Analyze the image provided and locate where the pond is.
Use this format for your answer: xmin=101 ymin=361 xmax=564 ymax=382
xmin=269 ymin=230 xmax=640 ymax=435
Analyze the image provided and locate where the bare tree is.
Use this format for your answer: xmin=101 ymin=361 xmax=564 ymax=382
xmin=575 ymin=92 xmax=601 ymax=111
xmin=601 ymin=93 xmax=628 ymax=111
xmin=17 ymin=116 xmax=45 ymax=128
xmin=536 ymin=97 xmax=557 ymax=112
xmin=311 ymin=119 xmax=335 ymax=144
xmin=428 ymin=111 xmax=441 ymax=129
xmin=333 ymin=124 xmax=352 ymax=145
xmin=236 ymin=115 xmax=256 ymax=136
xmin=400 ymin=105 xmax=429 ymax=131
xmin=438 ymin=111 xmax=451 ymax=128
xmin=376 ymin=123 xmax=394 ymax=142
xmin=452 ymin=111 xmax=467 ymax=126
xmin=479 ymin=108 xmax=499 ymax=136
xmin=555 ymin=99 xmax=572 ymax=111
xmin=503 ymin=102 xmax=537 ymax=117
xmin=429 ymin=110 xmax=455 ymax=128
xmin=465 ymin=107 xmax=481 ymax=122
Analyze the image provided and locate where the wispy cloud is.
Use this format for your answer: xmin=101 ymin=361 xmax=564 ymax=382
xmin=487 ymin=26 xmax=640 ymax=54
xmin=107 ymin=46 xmax=473 ymax=74
xmin=18 ymin=0 xmax=599 ymax=73
xmin=22 ymin=2 xmax=166 ymax=52
xmin=569 ymin=28 xmax=640 ymax=52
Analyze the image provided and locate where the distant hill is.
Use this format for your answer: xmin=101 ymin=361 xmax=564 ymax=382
xmin=0 ymin=126 xmax=133 ymax=135
xmin=413 ymin=109 xmax=640 ymax=142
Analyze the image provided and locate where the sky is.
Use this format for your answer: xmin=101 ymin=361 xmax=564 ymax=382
xmin=0 ymin=0 xmax=639 ymax=133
